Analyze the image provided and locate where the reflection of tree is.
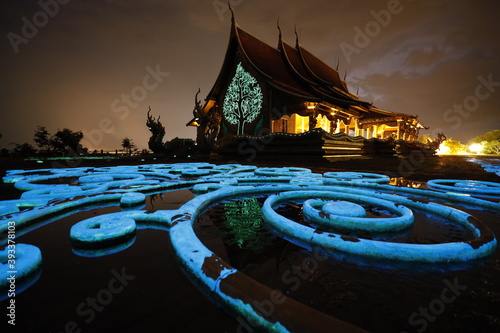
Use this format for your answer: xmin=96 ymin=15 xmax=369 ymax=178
xmin=223 ymin=63 xmax=263 ymax=135
xmin=149 ymin=193 xmax=163 ymax=210
xmin=222 ymin=198 xmax=273 ymax=250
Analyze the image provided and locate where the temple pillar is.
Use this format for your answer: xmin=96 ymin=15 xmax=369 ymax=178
xmin=373 ymin=125 xmax=378 ymax=138
xmin=396 ymin=120 xmax=401 ymax=140
xmin=354 ymin=118 xmax=360 ymax=136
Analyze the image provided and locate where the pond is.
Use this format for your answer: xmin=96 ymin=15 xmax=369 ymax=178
xmin=1 ymin=163 xmax=499 ymax=332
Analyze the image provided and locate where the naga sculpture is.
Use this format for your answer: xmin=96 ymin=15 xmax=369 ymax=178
xmin=146 ymin=107 xmax=166 ymax=154
xmin=193 ymin=89 xmax=221 ymax=150
xmin=425 ymin=132 xmax=447 ymax=150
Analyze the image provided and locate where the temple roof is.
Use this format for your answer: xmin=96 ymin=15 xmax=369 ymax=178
xmin=198 ymin=12 xmax=425 ymax=128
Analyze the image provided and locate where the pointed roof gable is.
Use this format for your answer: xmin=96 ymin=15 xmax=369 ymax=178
xmin=196 ymin=14 xmax=425 ymax=130
xmin=235 ymin=26 xmax=317 ymax=99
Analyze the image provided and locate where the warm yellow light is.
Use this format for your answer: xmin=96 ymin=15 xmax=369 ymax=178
xmin=468 ymin=143 xmax=484 ymax=154
xmin=307 ymin=102 xmax=317 ymax=110
xmin=436 ymin=142 xmax=450 ymax=155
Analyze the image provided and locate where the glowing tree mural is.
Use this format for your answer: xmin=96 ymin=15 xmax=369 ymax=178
xmin=223 ymin=62 xmax=263 ymax=135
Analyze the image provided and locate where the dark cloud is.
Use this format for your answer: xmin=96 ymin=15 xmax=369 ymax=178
xmin=1 ymin=0 xmax=499 ymax=150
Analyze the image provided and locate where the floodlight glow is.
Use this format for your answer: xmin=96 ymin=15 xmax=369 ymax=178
xmin=468 ymin=143 xmax=484 ymax=154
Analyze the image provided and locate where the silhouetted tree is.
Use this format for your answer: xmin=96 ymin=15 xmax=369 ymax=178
xmin=121 ymin=137 xmax=136 ymax=156
xmin=51 ymin=128 xmax=86 ymax=155
xmin=11 ymin=143 xmax=37 ymax=157
xmin=34 ymin=126 xmax=52 ymax=155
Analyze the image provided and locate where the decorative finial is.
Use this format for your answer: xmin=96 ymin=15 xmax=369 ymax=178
xmin=294 ymin=24 xmax=300 ymax=46
xmin=228 ymin=0 xmax=235 ymax=23
xmin=336 ymin=58 xmax=339 ymax=71
xmin=344 ymin=70 xmax=347 ymax=81
xmin=277 ymin=17 xmax=282 ymax=38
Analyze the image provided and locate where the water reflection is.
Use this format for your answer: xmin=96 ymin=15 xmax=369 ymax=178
xmin=390 ymin=177 xmax=425 ymax=188
xmin=71 ymin=236 xmax=136 ymax=257
xmin=146 ymin=190 xmax=195 ymax=211
xmin=222 ymin=198 xmax=274 ymax=250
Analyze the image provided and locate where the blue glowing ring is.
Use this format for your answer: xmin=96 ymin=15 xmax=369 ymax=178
xmin=262 ymin=190 xmax=497 ymax=262
xmin=120 ymin=192 xmax=146 ymax=208
xmin=192 ymin=183 xmax=225 ymax=194
xmin=168 ymin=185 xmax=365 ymax=332
xmin=70 ymin=215 xmax=137 ymax=248
xmin=302 ymin=196 xmax=413 ymax=232
xmin=182 ymin=169 xmax=213 ymax=177
xmin=323 ymin=172 xmax=390 ymax=183
xmin=427 ymin=179 xmax=500 ymax=197
xmin=168 ymin=163 xmax=215 ymax=174
xmin=289 ymin=177 xmax=324 ymax=186
xmin=78 ymin=175 xmax=114 ymax=183
xmin=254 ymin=167 xmax=312 ymax=177
xmin=0 ymin=204 xmax=20 ymax=216
xmin=1 ymin=244 xmax=42 ymax=294
xmin=14 ymin=173 xmax=83 ymax=191
xmin=212 ymin=164 xmax=244 ymax=171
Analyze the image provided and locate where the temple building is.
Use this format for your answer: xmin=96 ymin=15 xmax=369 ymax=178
xmin=187 ymin=11 xmax=427 ymax=158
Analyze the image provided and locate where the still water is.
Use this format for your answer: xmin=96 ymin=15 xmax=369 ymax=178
xmin=1 ymin=163 xmax=499 ymax=333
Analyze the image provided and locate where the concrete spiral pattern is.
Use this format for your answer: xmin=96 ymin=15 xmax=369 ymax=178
xmin=301 ymin=194 xmax=414 ymax=233
xmin=1 ymin=164 xmax=499 ymax=332
xmin=262 ymin=189 xmax=496 ymax=263
xmin=427 ymin=179 xmax=500 ymax=197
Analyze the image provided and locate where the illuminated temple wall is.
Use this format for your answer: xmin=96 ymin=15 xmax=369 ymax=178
xmin=271 ymin=114 xmax=337 ymax=134
xmin=213 ymin=55 xmax=417 ymax=142
xmin=271 ymin=113 xmax=401 ymax=139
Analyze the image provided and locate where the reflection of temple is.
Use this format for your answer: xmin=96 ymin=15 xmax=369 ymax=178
xmin=187 ymin=10 xmax=427 ymax=158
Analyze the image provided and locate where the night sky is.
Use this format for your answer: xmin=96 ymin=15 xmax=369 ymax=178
xmin=1 ymin=0 xmax=499 ymax=151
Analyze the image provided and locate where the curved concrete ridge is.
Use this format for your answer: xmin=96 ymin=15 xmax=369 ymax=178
xmin=165 ymin=183 xmax=495 ymax=331
xmin=337 ymin=181 xmax=500 ymax=212
xmin=301 ymin=194 xmax=414 ymax=232
xmin=0 ymin=243 xmax=42 ymax=301
xmin=0 ymin=179 xmax=202 ymax=240
xmin=69 ymin=209 xmax=172 ymax=257
xmin=254 ymin=167 xmax=313 ymax=177
xmin=1 ymin=164 xmax=499 ymax=331
xmin=168 ymin=185 xmax=368 ymax=333
xmin=120 ymin=192 xmax=146 ymax=208
xmin=323 ymin=171 xmax=390 ymax=184
xmin=262 ymin=188 xmax=497 ymax=262
xmin=70 ymin=215 xmax=137 ymax=247
xmin=427 ymin=179 xmax=500 ymax=197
